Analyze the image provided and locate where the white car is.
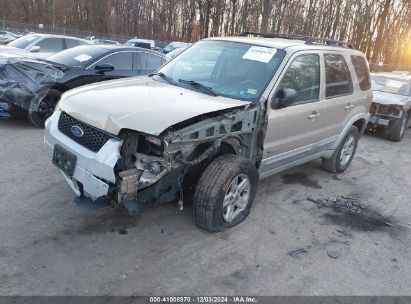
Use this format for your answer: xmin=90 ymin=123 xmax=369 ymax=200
xmin=165 ymin=47 xmax=187 ymax=60
xmin=0 ymin=30 xmax=19 ymax=44
xmin=163 ymin=41 xmax=192 ymax=54
xmin=0 ymin=34 xmax=91 ymax=58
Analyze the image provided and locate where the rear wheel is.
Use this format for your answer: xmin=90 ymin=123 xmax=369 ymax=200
xmin=193 ymin=154 xmax=259 ymax=232
xmin=322 ymin=126 xmax=359 ymax=174
xmin=28 ymin=89 xmax=62 ymax=128
xmin=387 ymin=112 xmax=408 ymax=142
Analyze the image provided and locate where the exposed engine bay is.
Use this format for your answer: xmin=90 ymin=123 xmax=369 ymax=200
xmin=113 ymin=104 xmax=262 ymax=211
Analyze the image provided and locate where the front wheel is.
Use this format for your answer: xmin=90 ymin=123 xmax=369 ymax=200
xmin=193 ymin=154 xmax=259 ymax=232
xmin=28 ymin=89 xmax=62 ymax=128
xmin=322 ymin=126 xmax=359 ymax=174
xmin=387 ymin=112 xmax=408 ymax=142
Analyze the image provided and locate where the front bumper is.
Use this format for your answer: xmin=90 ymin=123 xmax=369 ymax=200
xmin=44 ymin=111 xmax=122 ymax=201
xmin=368 ymin=114 xmax=392 ymax=127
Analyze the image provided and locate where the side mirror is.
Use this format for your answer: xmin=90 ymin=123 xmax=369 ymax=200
xmin=95 ymin=63 xmax=114 ymax=73
xmin=29 ymin=45 xmax=40 ymax=53
xmin=271 ymin=88 xmax=297 ymax=109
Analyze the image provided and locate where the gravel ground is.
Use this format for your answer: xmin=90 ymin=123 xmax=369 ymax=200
xmin=0 ymin=118 xmax=410 ymax=296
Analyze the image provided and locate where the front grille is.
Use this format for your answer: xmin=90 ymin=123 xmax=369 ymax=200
xmin=58 ymin=112 xmax=115 ymax=152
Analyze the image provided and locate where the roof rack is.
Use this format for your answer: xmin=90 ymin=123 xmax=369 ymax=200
xmin=238 ymin=32 xmax=355 ymax=49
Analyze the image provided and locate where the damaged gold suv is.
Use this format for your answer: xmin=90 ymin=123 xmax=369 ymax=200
xmin=44 ymin=33 xmax=372 ymax=232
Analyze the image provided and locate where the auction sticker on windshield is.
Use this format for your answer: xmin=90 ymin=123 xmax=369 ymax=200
xmin=74 ymin=54 xmax=92 ymax=62
xmin=242 ymin=46 xmax=277 ymax=63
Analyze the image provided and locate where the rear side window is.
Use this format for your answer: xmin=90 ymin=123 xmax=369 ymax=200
xmin=36 ymin=38 xmax=64 ymax=52
xmin=351 ymin=55 xmax=371 ymax=91
xmin=92 ymin=52 xmax=133 ymax=70
xmin=65 ymin=39 xmax=81 ymax=49
xmin=146 ymin=54 xmax=164 ymax=70
xmin=324 ymin=54 xmax=352 ymax=97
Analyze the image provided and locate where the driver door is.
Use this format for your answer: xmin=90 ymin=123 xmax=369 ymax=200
xmin=261 ymin=52 xmax=328 ymax=175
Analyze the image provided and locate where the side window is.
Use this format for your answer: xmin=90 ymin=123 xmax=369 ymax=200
xmin=324 ymin=54 xmax=352 ymax=97
xmin=277 ymin=53 xmax=320 ymax=105
xmin=35 ymin=38 xmax=64 ymax=52
xmin=146 ymin=54 xmax=163 ymax=70
xmin=65 ymin=39 xmax=81 ymax=49
xmin=351 ymin=55 xmax=371 ymax=91
xmin=139 ymin=53 xmax=148 ymax=70
xmin=134 ymin=52 xmax=142 ymax=70
xmin=93 ymin=52 xmax=133 ymax=70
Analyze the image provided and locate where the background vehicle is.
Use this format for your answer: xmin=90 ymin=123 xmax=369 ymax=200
xmin=93 ymin=39 xmax=121 ymax=45
xmin=165 ymin=46 xmax=188 ymax=60
xmin=163 ymin=41 xmax=191 ymax=54
xmin=0 ymin=34 xmax=91 ymax=58
xmin=84 ymin=36 xmax=120 ymax=45
xmin=0 ymin=30 xmax=20 ymax=44
xmin=44 ymin=33 xmax=371 ymax=232
xmin=125 ymin=38 xmax=155 ymax=49
xmin=0 ymin=45 xmax=166 ymax=127
xmin=369 ymin=72 xmax=411 ymax=141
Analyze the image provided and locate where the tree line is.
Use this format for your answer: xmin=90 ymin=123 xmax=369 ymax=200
xmin=2 ymin=0 xmax=411 ymax=65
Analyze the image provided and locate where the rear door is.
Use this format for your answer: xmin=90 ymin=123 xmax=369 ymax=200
xmin=320 ymin=52 xmax=356 ymax=138
xmin=262 ymin=52 xmax=327 ymax=173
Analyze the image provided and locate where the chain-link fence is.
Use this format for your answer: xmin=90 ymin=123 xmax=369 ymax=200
xmin=0 ymin=19 xmax=170 ymax=47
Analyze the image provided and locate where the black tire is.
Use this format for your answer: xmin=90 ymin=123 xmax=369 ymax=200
xmin=322 ymin=126 xmax=359 ymax=174
xmin=28 ymin=89 xmax=62 ymax=128
xmin=193 ymin=154 xmax=259 ymax=232
xmin=387 ymin=112 xmax=408 ymax=142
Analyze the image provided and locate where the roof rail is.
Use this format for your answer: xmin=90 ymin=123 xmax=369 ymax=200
xmin=238 ymin=32 xmax=355 ymax=49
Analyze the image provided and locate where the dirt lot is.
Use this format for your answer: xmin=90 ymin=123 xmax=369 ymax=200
xmin=0 ymin=118 xmax=410 ymax=296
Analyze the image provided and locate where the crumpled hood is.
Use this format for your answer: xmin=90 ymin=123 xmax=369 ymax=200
xmin=373 ymin=91 xmax=408 ymax=106
xmin=58 ymin=76 xmax=249 ymax=135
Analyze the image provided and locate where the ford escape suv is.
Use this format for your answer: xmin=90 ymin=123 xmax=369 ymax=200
xmin=44 ymin=32 xmax=372 ymax=232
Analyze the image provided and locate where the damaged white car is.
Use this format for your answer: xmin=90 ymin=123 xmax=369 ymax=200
xmin=369 ymin=72 xmax=411 ymax=141
xmin=45 ymin=33 xmax=372 ymax=232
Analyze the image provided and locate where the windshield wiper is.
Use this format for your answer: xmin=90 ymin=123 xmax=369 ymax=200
xmin=149 ymin=71 xmax=176 ymax=85
xmin=178 ymin=79 xmax=218 ymax=96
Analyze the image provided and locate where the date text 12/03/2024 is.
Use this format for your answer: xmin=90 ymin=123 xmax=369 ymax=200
xmin=149 ymin=296 xmax=257 ymax=303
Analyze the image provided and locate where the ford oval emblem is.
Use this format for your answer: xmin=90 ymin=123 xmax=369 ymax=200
xmin=71 ymin=125 xmax=84 ymax=137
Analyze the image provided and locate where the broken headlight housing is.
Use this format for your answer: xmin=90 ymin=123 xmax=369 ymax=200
xmin=137 ymin=135 xmax=164 ymax=157
xmin=373 ymin=103 xmax=402 ymax=117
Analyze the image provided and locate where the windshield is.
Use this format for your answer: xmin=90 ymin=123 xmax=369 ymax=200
xmin=47 ymin=46 xmax=107 ymax=66
xmin=8 ymin=35 xmax=41 ymax=49
xmin=157 ymin=40 xmax=285 ymax=101
xmin=371 ymin=75 xmax=410 ymax=96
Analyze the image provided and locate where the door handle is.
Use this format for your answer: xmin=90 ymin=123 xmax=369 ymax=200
xmin=308 ymin=112 xmax=320 ymax=120
xmin=345 ymin=104 xmax=355 ymax=110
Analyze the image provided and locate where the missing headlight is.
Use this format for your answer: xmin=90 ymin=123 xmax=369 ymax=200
xmin=137 ymin=135 xmax=164 ymax=157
